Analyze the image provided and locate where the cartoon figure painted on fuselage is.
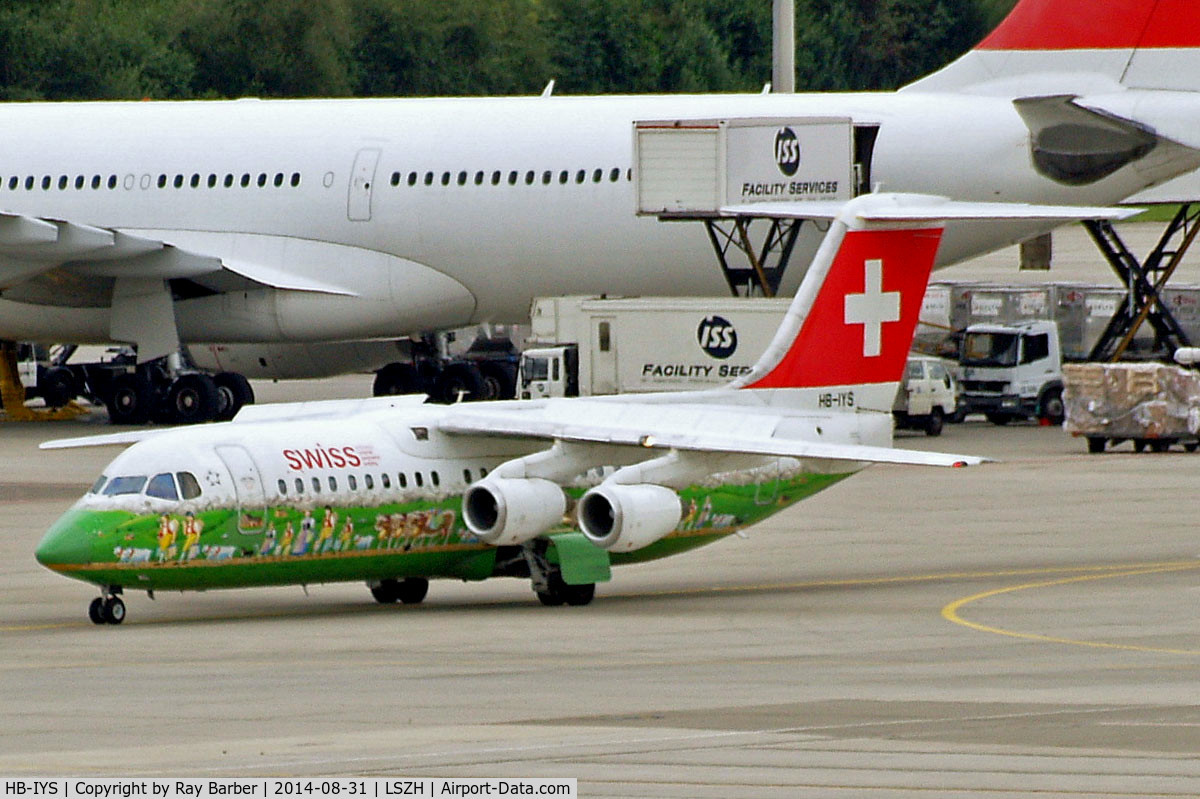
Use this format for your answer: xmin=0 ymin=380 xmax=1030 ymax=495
xmin=178 ymin=512 xmax=203 ymax=562
xmin=294 ymin=510 xmax=314 ymax=555
xmin=315 ymin=505 xmax=337 ymax=554
xmin=156 ymin=514 xmax=178 ymax=563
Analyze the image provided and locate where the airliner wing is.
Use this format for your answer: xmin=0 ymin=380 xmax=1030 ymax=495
xmin=437 ymin=402 xmax=985 ymax=468
xmin=0 ymin=210 xmax=356 ymax=301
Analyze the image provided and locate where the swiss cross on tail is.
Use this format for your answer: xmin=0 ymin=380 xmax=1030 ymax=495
xmin=746 ymin=226 xmax=943 ymax=389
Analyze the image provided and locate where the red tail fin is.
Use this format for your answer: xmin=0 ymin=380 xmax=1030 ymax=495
xmin=978 ymin=0 xmax=1200 ymax=51
xmin=745 ymin=226 xmax=942 ymax=391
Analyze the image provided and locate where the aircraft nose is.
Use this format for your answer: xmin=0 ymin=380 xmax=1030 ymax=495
xmin=35 ymin=509 xmax=95 ymax=571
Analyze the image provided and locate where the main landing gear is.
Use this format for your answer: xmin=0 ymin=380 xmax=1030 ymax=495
xmin=521 ymin=541 xmax=596 ymax=607
xmin=368 ymin=577 xmax=430 ymax=605
xmin=106 ymin=362 xmax=254 ymax=425
xmin=88 ymin=588 xmax=125 ymax=625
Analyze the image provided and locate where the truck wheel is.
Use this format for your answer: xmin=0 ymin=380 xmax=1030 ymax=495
xmin=1150 ymin=440 xmax=1171 ymax=453
xmin=924 ymin=408 xmax=944 ymax=437
xmin=213 ymin=372 xmax=254 ymax=420
xmin=1039 ymin=387 xmax=1065 ymax=425
xmin=1086 ymin=437 xmax=1106 ymax=454
xmin=106 ymin=373 xmax=153 ymax=425
xmin=40 ymin=366 xmax=76 ymax=408
xmin=985 ymin=412 xmax=1012 ymax=426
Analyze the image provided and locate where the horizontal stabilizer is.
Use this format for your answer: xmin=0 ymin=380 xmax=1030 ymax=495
xmin=718 ymin=195 xmax=1139 ymax=223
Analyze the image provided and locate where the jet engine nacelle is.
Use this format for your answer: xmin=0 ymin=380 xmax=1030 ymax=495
xmin=462 ymin=477 xmax=566 ymax=546
xmin=577 ymin=483 xmax=682 ymax=553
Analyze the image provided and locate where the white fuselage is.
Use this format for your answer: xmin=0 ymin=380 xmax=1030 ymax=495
xmin=0 ymin=91 xmax=1181 ymax=345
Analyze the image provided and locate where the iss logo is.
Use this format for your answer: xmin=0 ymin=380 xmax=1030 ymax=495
xmin=697 ymin=315 xmax=737 ymax=359
xmin=774 ymin=127 xmax=801 ymax=176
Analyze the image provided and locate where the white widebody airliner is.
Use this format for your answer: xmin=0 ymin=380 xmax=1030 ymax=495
xmin=0 ymin=0 xmax=1197 ymax=422
xmin=34 ymin=193 xmax=1132 ymax=624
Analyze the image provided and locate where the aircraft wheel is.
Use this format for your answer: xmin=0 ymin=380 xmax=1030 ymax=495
xmin=101 ymin=596 xmax=125 ymax=625
xmin=1086 ymin=436 xmax=1106 ymax=454
xmin=562 ymin=582 xmax=595 ymax=606
xmin=536 ymin=588 xmax=565 ymax=607
xmin=40 ymin=366 xmax=77 ymax=408
xmin=88 ymin=597 xmax=106 ymax=625
xmin=106 ymin=373 xmax=154 ymax=425
xmin=370 ymin=578 xmax=401 ymax=604
xmin=166 ymin=374 xmax=220 ymax=424
xmin=1134 ymin=439 xmax=1148 ymax=453
xmin=431 ymin=363 xmax=484 ymax=404
xmin=397 ymin=577 xmax=429 ymax=605
xmin=213 ymin=372 xmax=254 ymax=421
xmin=373 ymin=363 xmax=422 ymax=396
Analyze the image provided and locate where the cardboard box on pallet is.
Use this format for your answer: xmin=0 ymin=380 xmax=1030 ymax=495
xmin=1064 ymin=362 xmax=1200 ymax=439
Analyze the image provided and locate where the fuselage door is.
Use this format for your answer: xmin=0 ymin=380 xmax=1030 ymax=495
xmin=348 ymin=147 xmax=381 ymax=222
xmin=215 ymin=445 xmax=267 ymax=534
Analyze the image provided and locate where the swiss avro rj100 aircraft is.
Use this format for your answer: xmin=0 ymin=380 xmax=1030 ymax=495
xmin=33 ymin=194 xmax=1131 ymax=624
xmin=0 ymin=0 xmax=1197 ymax=423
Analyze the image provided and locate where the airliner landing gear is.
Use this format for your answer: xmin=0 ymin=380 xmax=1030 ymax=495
xmin=369 ymin=577 xmax=429 ymax=605
xmin=88 ymin=588 xmax=125 ymax=625
xmin=101 ymin=357 xmax=254 ymax=425
xmin=536 ymin=574 xmax=595 ymax=607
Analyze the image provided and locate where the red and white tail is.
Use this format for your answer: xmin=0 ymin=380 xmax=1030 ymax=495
xmin=906 ymin=0 xmax=1200 ymax=93
xmin=731 ymin=195 xmax=942 ymax=411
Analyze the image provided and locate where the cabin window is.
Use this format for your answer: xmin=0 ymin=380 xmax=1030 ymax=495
xmin=190 ymin=173 xmax=200 ymax=188
xmin=474 ymin=170 xmax=483 ymax=185
xmin=480 ymin=467 xmax=488 ymax=478
xmin=398 ymin=473 xmax=407 ymax=488
xmin=56 ymin=175 xmax=67 ymax=190
xmin=525 ymin=170 xmax=534 ymax=185
xmin=241 ymin=173 xmax=251 ymax=187
xmin=146 ymin=473 xmax=178 ymax=501
xmin=381 ymin=473 xmax=391 ymax=489
xmin=593 ymin=168 xmax=602 ymax=183
xmin=89 ymin=475 xmax=108 ymax=494
xmin=365 ymin=474 xmax=374 ymax=490
xmin=156 ymin=174 xmax=167 ymax=188
xmin=104 ymin=476 xmax=147 ymax=496
xmin=559 ymin=170 xmax=568 ymax=184
xmin=491 ymin=170 xmax=501 ymax=185
xmin=328 ymin=476 xmax=338 ymax=492
xmin=411 ymin=427 xmax=429 ymax=441
xmin=24 ymin=176 xmax=34 ymax=190
xmin=457 ymin=171 xmax=467 ymax=185
xmin=575 ymin=169 xmax=585 ymax=184
xmin=407 ymin=171 xmax=417 ymax=186
xmin=311 ymin=477 xmax=321 ymax=493
xmin=174 ymin=472 xmax=201 ymax=500
xmin=463 ymin=469 xmax=472 ymax=483
xmin=295 ymin=478 xmax=304 ymax=494
xmin=274 ymin=172 xmax=284 ymax=187
xmin=41 ymin=175 xmax=51 ymax=190
xmin=508 ymin=171 xmax=518 ymax=185
xmin=424 ymin=171 xmax=433 ymax=186
xmin=415 ymin=473 xmax=424 ymax=488
xmin=390 ymin=171 xmax=400 ymax=186
xmin=224 ymin=174 xmax=234 ymax=188
xmin=291 ymin=172 xmax=301 ymax=187
xmin=542 ymin=170 xmax=551 ymax=185
xmin=208 ymin=174 xmax=217 ymax=188
xmin=441 ymin=172 xmax=450 ymax=186
xmin=174 ymin=174 xmax=184 ymax=188
xmin=609 ymin=168 xmax=620 ymax=182
xmin=348 ymin=475 xmax=358 ymax=491
xmin=278 ymin=479 xmax=287 ymax=496
xmin=431 ymin=471 xmax=440 ymax=487
xmin=257 ymin=173 xmax=267 ymax=187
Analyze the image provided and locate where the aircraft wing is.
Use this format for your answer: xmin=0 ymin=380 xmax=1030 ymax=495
xmin=436 ymin=401 xmax=986 ymax=468
xmin=0 ymin=210 xmax=357 ymax=304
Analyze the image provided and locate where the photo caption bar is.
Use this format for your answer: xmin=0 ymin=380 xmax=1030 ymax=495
xmin=0 ymin=780 xmax=577 ymax=799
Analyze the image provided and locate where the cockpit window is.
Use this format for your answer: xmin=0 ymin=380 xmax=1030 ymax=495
xmin=177 ymin=472 xmax=202 ymax=500
xmin=103 ymin=475 xmax=147 ymax=496
xmin=89 ymin=475 xmax=108 ymax=495
xmin=146 ymin=473 xmax=178 ymax=501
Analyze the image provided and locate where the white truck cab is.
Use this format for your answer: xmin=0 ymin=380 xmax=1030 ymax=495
xmin=892 ymin=355 xmax=958 ymax=436
xmin=958 ymin=320 xmax=1065 ymax=425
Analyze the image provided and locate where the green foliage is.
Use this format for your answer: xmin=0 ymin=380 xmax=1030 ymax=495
xmin=0 ymin=0 xmax=1007 ymax=100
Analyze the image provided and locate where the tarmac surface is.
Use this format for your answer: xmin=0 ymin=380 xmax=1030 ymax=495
xmin=3 ymin=392 xmax=1200 ymax=797
xmin=4 ymin=221 xmax=1200 ymax=796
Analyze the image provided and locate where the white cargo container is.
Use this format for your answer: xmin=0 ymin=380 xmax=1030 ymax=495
xmin=518 ymin=296 xmax=791 ymax=399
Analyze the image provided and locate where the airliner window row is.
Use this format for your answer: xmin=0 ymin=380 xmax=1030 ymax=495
xmin=2 ymin=171 xmax=303 ymax=192
xmin=273 ymin=465 xmax=491 ymax=499
xmin=389 ymin=167 xmax=634 ymax=188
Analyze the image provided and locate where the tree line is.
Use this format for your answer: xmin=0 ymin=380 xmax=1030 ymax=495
xmin=0 ymin=0 xmax=1017 ymax=101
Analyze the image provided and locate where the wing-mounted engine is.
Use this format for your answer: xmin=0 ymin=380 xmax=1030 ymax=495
xmin=463 ymin=440 xmax=640 ymax=546
xmin=577 ymin=449 xmax=767 ymax=553
xmin=463 ymin=477 xmax=566 ymax=545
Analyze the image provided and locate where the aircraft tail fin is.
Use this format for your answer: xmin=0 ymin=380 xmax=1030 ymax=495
xmin=905 ymin=0 xmax=1200 ymax=94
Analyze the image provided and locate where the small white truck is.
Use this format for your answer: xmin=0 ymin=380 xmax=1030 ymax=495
xmin=891 ymin=355 xmax=958 ymax=436
xmin=957 ymin=320 xmax=1066 ymax=424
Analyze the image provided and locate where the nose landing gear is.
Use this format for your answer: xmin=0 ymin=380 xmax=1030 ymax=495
xmin=88 ymin=588 xmax=125 ymax=625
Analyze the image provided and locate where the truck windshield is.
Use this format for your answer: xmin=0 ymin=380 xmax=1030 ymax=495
xmin=962 ymin=332 xmax=1019 ymax=367
xmin=522 ymin=356 xmax=549 ymax=383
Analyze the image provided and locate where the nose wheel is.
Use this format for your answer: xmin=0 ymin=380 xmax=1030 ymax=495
xmin=88 ymin=590 xmax=125 ymax=625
